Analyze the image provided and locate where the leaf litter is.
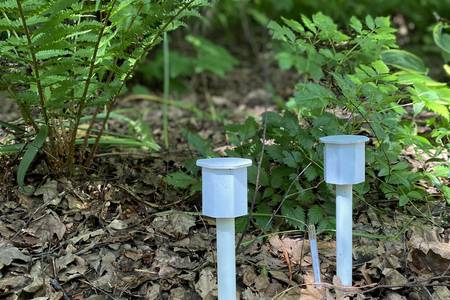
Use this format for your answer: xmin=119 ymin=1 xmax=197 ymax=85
xmin=0 ymin=163 xmax=448 ymax=300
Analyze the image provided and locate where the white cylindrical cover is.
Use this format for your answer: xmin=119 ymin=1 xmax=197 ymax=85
xmin=197 ymin=158 xmax=252 ymax=218
xmin=320 ymin=135 xmax=368 ymax=185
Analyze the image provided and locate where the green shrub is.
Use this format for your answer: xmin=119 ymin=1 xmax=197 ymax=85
xmin=0 ymin=0 xmax=204 ymax=178
xmin=169 ymin=13 xmax=449 ymax=232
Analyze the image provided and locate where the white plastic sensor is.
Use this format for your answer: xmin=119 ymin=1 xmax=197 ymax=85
xmin=197 ymin=157 xmax=252 ymax=300
xmin=320 ymin=135 xmax=368 ymax=286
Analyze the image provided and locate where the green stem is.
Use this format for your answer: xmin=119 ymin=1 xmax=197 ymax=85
xmin=163 ymin=32 xmax=170 ymax=148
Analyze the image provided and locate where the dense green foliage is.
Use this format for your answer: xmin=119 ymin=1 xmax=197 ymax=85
xmin=0 ymin=0 xmax=204 ymax=176
xmin=167 ymin=13 xmax=449 ymax=232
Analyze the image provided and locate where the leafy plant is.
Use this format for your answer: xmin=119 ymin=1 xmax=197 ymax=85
xmin=168 ymin=13 xmax=449 ymax=233
xmin=0 ymin=0 xmax=205 ymax=177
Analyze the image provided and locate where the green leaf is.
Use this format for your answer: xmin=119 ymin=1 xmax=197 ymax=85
xmin=307 ymin=205 xmax=323 ymax=225
xmin=398 ymin=195 xmax=409 ymax=207
xmin=381 ymin=50 xmax=427 ymax=73
xmin=164 ymin=172 xmax=196 ymax=189
xmin=301 ymin=15 xmax=316 ymax=33
xmin=18 ymin=126 xmax=48 ymax=195
xmin=0 ymin=144 xmax=24 ymax=154
xmin=281 ymin=17 xmax=304 ymax=33
xmin=365 ymin=15 xmax=375 ymax=30
xmin=267 ymin=20 xmax=295 ymax=42
xmin=371 ymin=60 xmax=389 ymax=74
xmin=433 ymin=22 xmax=450 ymax=54
xmin=281 ymin=205 xmax=305 ymax=230
xmin=350 ymin=16 xmax=362 ymax=33
xmin=294 ymin=82 xmax=335 ymax=110
xmin=35 ymin=49 xmax=72 ymax=60
xmin=181 ymin=129 xmax=215 ymax=157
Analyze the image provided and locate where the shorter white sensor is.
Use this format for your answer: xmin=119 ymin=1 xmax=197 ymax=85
xmin=320 ymin=135 xmax=368 ymax=286
xmin=197 ymin=157 xmax=252 ymax=300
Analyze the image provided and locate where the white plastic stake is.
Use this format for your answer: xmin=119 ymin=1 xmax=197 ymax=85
xmin=197 ymin=157 xmax=252 ymax=300
xmin=319 ymin=135 xmax=368 ymax=286
xmin=308 ymin=225 xmax=321 ymax=285
xmin=335 ymin=184 xmax=353 ymax=286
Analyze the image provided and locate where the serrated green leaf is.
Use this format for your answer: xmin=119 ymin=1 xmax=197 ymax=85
xmin=365 ymin=15 xmax=375 ymax=30
xmin=282 ymin=205 xmax=305 ymax=230
xmin=267 ymin=20 xmax=295 ymax=42
xmin=301 ymin=15 xmax=316 ymax=33
xmin=294 ymin=82 xmax=335 ymax=110
xmin=164 ymin=172 xmax=196 ymax=189
xmin=307 ymin=205 xmax=323 ymax=225
xmin=350 ymin=16 xmax=362 ymax=33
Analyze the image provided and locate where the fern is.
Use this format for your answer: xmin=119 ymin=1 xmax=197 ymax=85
xmin=1 ymin=0 xmax=205 ymax=174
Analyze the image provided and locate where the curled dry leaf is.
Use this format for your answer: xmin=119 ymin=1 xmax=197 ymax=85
xmin=35 ymin=179 xmax=61 ymax=206
xmin=107 ymin=219 xmax=128 ymax=230
xmin=0 ymin=244 xmax=30 ymax=269
xmin=152 ymin=211 xmax=196 ymax=238
xmin=30 ymin=209 xmax=66 ymax=241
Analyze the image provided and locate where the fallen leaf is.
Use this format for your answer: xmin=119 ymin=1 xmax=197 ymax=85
xmin=0 ymin=244 xmax=30 ymax=269
xmin=30 ymin=209 xmax=66 ymax=241
xmin=152 ymin=211 xmax=196 ymax=238
xmin=382 ymin=268 xmax=407 ymax=288
xmin=195 ymin=267 xmax=217 ymax=299
xmin=108 ymin=219 xmax=128 ymax=230
xmin=35 ymin=180 xmax=61 ymax=206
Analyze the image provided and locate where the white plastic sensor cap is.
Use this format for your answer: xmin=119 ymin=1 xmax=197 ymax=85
xmin=320 ymin=135 xmax=369 ymax=185
xmin=197 ymin=158 xmax=252 ymax=218
xmin=197 ymin=157 xmax=252 ymax=170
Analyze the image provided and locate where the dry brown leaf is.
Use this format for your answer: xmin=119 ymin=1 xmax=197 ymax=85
xmin=107 ymin=219 xmax=128 ymax=230
xmin=152 ymin=211 xmax=196 ymax=238
xmin=35 ymin=180 xmax=61 ymax=206
xmin=300 ymin=273 xmax=327 ymax=300
xmin=269 ymin=235 xmax=309 ymax=265
xmin=194 ymin=267 xmax=217 ymax=299
xmin=382 ymin=268 xmax=407 ymax=288
xmin=30 ymin=209 xmax=66 ymax=241
xmin=0 ymin=244 xmax=30 ymax=268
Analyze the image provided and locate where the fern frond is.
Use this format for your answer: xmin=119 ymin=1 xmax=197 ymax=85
xmin=35 ymin=49 xmax=71 ymax=60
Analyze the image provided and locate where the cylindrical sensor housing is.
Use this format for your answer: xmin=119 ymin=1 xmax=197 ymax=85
xmin=319 ymin=135 xmax=369 ymax=185
xmin=197 ymin=157 xmax=252 ymax=218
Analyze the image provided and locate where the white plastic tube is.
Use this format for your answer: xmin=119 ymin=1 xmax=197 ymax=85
xmin=335 ymin=184 xmax=353 ymax=286
xmin=308 ymin=225 xmax=321 ymax=285
xmin=216 ymin=218 xmax=236 ymax=300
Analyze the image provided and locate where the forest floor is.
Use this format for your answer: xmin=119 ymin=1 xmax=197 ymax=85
xmin=1 ymin=49 xmax=450 ymax=300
